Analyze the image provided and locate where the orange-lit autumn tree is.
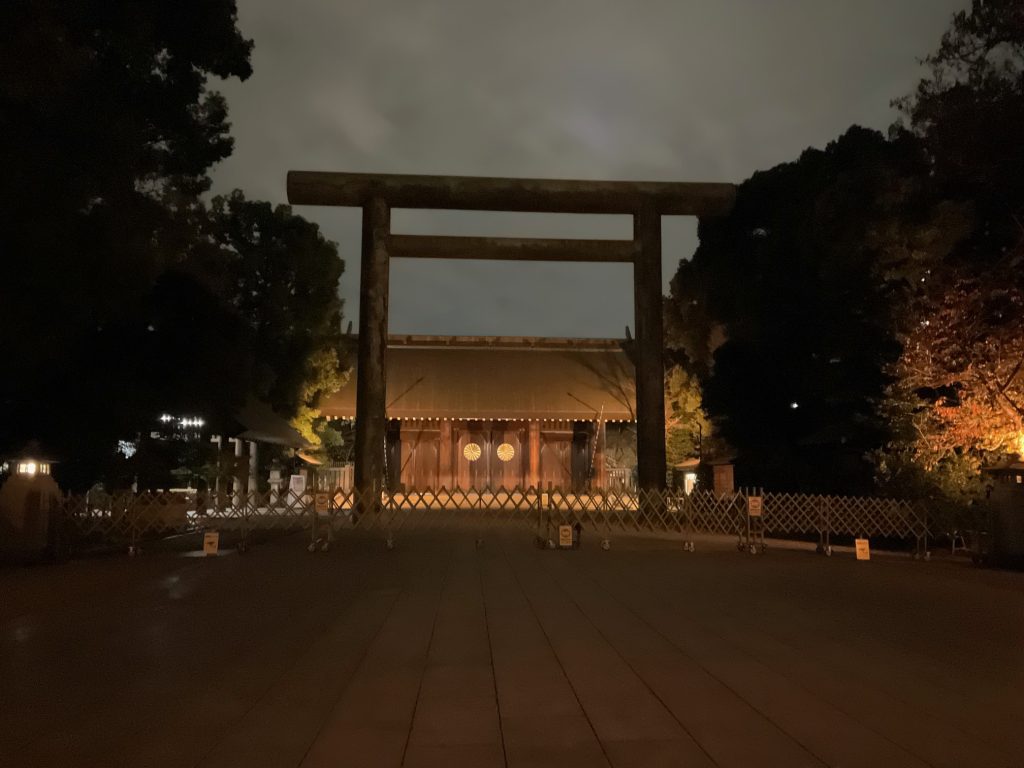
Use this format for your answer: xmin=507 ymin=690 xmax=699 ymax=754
xmin=892 ymin=265 xmax=1024 ymax=465
xmin=875 ymin=0 xmax=1024 ymax=506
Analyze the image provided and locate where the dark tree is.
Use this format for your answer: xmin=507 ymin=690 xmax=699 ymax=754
xmin=204 ymin=191 xmax=349 ymax=446
xmin=0 ymin=1 xmax=253 ymax=486
xmin=895 ymin=0 xmax=1024 ymax=241
xmin=668 ymin=128 xmax=934 ymax=494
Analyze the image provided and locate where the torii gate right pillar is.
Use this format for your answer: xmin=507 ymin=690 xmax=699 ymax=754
xmin=633 ymin=203 xmax=667 ymax=494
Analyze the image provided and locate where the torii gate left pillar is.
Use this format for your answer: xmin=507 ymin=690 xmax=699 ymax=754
xmin=287 ymin=172 xmax=736 ymax=508
xmin=352 ymin=196 xmax=390 ymax=503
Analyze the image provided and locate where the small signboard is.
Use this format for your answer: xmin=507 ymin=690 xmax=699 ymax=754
xmin=855 ymin=538 xmax=871 ymax=561
xmin=558 ymin=525 xmax=574 ymax=549
xmin=203 ymin=531 xmax=220 ymax=556
xmin=713 ymin=464 xmax=735 ymax=497
xmin=748 ymin=496 xmax=763 ymax=517
xmin=289 ymin=474 xmax=306 ymax=497
xmin=314 ymin=492 xmax=330 ymax=515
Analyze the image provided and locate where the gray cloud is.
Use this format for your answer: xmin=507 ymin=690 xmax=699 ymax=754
xmin=211 ymin=0 xmax=966 ymax=338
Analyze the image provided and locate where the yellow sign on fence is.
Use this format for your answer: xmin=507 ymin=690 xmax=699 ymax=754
xmin=314 ymin=492 xmax=330 ymax=514
xmin=855 ymin=538 xmax=871 ymax=561
xmin=558 ymin=525 xmax=574 ymax=548
xmin=748 ymin=496 xmax=763 ymax=517
xmin=203 ymin=531 xmax=220 ymax=556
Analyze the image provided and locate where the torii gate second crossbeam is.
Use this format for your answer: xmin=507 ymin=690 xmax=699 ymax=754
xmin=286 ymin=171 xmax=736 ymax=504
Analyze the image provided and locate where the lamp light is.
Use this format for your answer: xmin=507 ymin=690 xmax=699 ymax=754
xmin=16 ymin=460 xmax=49 ymax=477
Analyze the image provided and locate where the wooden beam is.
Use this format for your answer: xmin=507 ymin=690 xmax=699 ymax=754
xmin=633 ymin=202 xmax=668 ymax=495
xmin=388 ymin=234 xmax=637 ymax=263
xmin=288 ymin=171 xmax=736 ymax=217
xmin=353 ymin=197 xmax=390 ymax=512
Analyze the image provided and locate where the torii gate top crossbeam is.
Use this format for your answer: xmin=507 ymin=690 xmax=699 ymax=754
xmin=287 ymin=171 xmax=736 ymax=217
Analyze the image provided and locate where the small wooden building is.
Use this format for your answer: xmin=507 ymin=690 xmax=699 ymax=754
xmin=321 ymin=336 xmax=637 ymax=492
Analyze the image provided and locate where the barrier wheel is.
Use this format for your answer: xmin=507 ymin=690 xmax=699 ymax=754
xmin=320 ymin=540 xmax=330 ymax=552
xmin=307 ymin=541 xmax=318 ymax=553
xmin=825 ymin=546 xmax=833 ymax=557
xmin=923 ymin=551 xmax=931 ymax=562
xmin=601 ymin=539 xmax=611 ymax=551
xmin=749 ymin=544 xmax=757 ymax=555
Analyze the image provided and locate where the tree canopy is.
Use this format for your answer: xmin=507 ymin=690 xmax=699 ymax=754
xmin=204 ymin=192 xmax=349 ymax=446
xmin=0 ymin=2 xmax=347 ymax=488
xmin=669 ymin=0 xmax=1023 ymax=502
xmin=876 ymin=0 xmax=1024 ymax=502
xmin=669 ymin=128 xmax=932 ymax=493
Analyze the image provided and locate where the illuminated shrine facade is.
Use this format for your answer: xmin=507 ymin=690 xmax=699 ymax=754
xmin=321 ymin=336 xmax=638 ymax=491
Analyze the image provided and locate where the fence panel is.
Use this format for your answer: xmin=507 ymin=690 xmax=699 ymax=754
xmin=56 ymin=485 xmax=932 ymax=557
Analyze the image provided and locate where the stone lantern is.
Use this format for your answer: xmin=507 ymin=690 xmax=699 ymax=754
xmin=0 ymin=444 xmax=63 ymax=561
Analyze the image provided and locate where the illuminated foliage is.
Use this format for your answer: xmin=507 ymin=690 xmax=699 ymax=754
xmin=894 ymin=269 xmax=1024 ymax=462
xmin=664 ymin=364 xmax=711 ymax=468
xmin=877 ymin=0 xmax=1024 ymax=501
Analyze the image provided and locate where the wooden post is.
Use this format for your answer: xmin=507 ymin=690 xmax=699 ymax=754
xmin=532 ymin=423 xmax=540 ymax=489
xmin=230 ymin=437 xmax=244 ymax=507
xmin=354 ymin=197 xmax=390 ymax=512
xmin=595 ymin=421 xmax=607 ymax=490
xmin=633 ymin=204 xmax=667 ymax=495
xmin=439 ymin=419 xmax=453 ymax=489
xmin=247 ymin=440 xmax=259 ymax=496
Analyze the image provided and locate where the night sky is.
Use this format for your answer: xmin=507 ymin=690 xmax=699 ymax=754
xmin=210 ymin=0 xmax=966 ymax=339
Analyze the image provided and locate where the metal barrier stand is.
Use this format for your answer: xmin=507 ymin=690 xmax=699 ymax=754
xmin=738 ymin=489 xmax=766 ymax=555
xmin=816 ymin=498 xmax=833 ymax=556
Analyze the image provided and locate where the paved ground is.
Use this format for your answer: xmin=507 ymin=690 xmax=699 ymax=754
xmin=2 ymin=531 xmax=1023 ymax=768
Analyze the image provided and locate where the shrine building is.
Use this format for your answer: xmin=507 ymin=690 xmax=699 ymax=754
xmin=320 ymin=335 xmax=638 ymax=492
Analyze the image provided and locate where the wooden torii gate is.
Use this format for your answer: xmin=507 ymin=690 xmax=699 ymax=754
xmin=286 ymin=172 xmax=736 ymax=504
